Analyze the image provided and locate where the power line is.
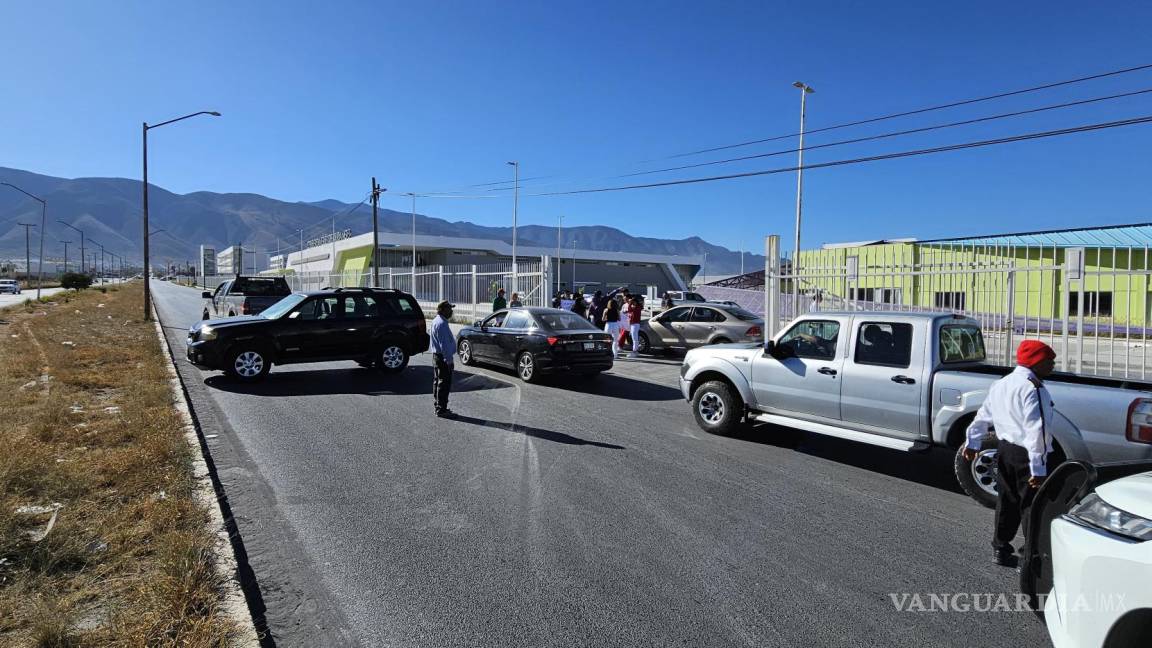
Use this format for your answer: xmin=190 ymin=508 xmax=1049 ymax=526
xmin=666 ymin=62 xmax=1152 ymax=159
xmin=619 ymin=87 xmax=1152 ymax=178
xmin=524 ymin=114 xmax=1152 ymax=197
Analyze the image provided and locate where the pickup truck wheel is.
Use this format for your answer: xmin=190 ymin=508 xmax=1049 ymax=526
xmin=377 ymin=344 xmax=409 ymax=373
xmin=459 ymin=340 xmax=476 ymax=366
xmin=954 ymin=437 xmax=999 ymax=508
xmin=691 ymin=380 xmax=743 ymax=436
xmin=711 ymin=337 xmax=732 ymax=345
xmin=226 ymin=347 xmax=271 ymax=382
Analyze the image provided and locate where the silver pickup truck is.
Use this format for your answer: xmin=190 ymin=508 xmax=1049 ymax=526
xmin=679 ymin=311 xmax=1152 ymax=507
xmin=201 ymin=276 xmax=292 ymax=320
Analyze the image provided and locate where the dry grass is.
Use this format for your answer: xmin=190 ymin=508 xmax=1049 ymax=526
xmin=0 ymin=284 xmax=238 ymax=647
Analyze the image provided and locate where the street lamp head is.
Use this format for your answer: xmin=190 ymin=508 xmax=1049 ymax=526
xmin=207 ymin=111 xmax=222 ymax=116
xmin=793 ymin=81 xmax=815 ymax=93
xmin=507 ymin=161 xmax=518 ymax=166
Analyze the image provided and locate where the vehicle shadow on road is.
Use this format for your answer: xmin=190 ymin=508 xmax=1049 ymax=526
xmin=204 ymin=366 xmax=510 ymax=397
xmin=540 ymin=372 xmax=684 ymax=402
xmin=745 ymin=423 xmax=966 ymax=495
xmin=451 ymin=414 xmax=626 ymax=450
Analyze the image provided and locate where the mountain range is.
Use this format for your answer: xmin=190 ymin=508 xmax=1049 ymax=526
xmin=0 ymin=166 xmax=763 ymax=275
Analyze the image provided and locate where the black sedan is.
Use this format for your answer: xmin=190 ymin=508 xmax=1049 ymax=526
xmin=456 ymin=307 xmax=613 ymax=382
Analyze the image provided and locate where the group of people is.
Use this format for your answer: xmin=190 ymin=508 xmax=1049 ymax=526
xmin=545 ymin=286 xmax=644 ymax=359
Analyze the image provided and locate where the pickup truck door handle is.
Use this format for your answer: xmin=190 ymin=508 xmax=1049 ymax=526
xmin=891 ymin=375 xmax=916 ymax=384
xmin=817 ymin=367 xmax=838 ymax=376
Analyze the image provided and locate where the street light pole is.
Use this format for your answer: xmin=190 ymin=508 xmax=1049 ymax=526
xmin=792 ymin=81 xmax=814 ymax=317
xmin=57 ymin=221 xmax=85 ymax=278
xmin=60 ymin=241 xmax=71 ymax=273
xmin=16 ymin=223 xmax=34 ymax=291
xmin=570 ymin=239 xmax=576 ymax=289
xmin=556 ymin=215 xmax=562 ymax=295
xmin=2 ymin=182 xmax=47 ymax=299
xmin=507 ymin=161 xmax=519 ymax=295
xmin=143 ymin=110 xmax=221 ymax=320
xmin=405 ymin=193 xmax=417 ymax=291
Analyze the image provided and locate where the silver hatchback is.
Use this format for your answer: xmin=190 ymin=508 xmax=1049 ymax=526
xmin=636 ymin=304 xmax=763 ymax=353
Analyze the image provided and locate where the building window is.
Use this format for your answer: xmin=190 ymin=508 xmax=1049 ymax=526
xmin=1069 ymin=292 xmax=1113 ymax=317
xmin=849 ymin=288 xmax=902 ymax=304
xmin=934 ymin=292 xmax=966 ymax=310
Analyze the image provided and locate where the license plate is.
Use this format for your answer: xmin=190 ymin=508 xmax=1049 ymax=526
xmin=583 ymin=342 xmax=596 ymax=351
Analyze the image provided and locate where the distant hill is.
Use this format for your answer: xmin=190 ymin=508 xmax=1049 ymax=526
xmin=0 ymin=166 xmax=763 ymax=274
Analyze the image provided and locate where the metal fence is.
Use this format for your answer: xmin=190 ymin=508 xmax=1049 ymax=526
xmin=202 ymin=259 xmax=548 ymax=322
xmin=732 ymin=235 xmax=1152 ymax=380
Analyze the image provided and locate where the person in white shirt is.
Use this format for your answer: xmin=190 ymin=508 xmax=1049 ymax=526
xmin=963 ymin=339 xmax=1057 ymax=567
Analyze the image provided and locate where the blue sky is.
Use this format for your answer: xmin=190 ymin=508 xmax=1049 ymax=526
xmin=3 ymin=0 xmax=1151 ymax=252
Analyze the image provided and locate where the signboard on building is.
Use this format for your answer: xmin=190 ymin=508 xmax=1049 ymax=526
xmin=199 ymin=245 xmax=216 ymax=277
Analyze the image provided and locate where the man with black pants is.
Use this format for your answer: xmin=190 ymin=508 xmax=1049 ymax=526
xmin=963 ymin=340 xmax=1057 ymax=567
xmin=429 ymin=300 xmax=458 ymax=419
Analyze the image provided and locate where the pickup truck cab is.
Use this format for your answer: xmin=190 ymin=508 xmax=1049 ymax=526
xmin=202 ymin=276 xmax=292 ymax=319
xmin=679 ymin=311 xmax=1152 ymax=507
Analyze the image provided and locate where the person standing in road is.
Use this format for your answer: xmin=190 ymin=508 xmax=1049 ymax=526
xmin=626 ymin=295 xmax=643 ymax=358
xmin=590 ymin=290 xmax=606 ymax=329
xmin=963 ymin=340 xmax=1057 ymax=567
xmin=572 ymin=290 xmax=588 ymax=318
xmin=603 ymin=297 xmax=622 ymax=358
xmin=429 ymin=300 xmax=458 ymax=419
xmin=509 ymin=292 xmax=523 ymax=308
xmin=492 ymin=288 xmax=507 ymax=312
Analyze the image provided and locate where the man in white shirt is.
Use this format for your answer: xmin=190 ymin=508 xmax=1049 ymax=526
xmin=963 ymin=340 xmax=1057 ymax=567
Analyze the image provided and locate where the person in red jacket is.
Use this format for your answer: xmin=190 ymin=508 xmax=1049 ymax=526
xmin=625 ymin=295 xmax=644 ymax=358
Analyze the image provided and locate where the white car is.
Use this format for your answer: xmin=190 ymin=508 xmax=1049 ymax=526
xmin=0 ymin=279 xmax=20 ymax=294
xmin=1022 ymin=461 xmax=1152 ymax=647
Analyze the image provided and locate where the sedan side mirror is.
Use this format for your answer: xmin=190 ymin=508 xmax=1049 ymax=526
xmin=473 ymin=319 xmax=483 ymax=327
xmin=201 ymin=291 xmax=213 ymax=299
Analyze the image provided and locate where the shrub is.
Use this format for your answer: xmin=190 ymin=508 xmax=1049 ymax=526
xmin=60 ymin=272 xmax=93 ymax=290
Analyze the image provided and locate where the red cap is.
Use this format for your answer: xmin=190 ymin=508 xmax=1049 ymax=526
xmin=1016 ymin=340 xmax=1056 ymax=368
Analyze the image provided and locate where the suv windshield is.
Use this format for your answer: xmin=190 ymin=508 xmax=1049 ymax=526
xmin=261 ymin=294 xmax=307 ymax=319
xmin=232 ymin=277 xmax=291 ymax=296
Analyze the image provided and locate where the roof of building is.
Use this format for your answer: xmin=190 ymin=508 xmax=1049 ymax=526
xmin=821 ymin=223 xmax=1152 ymax=249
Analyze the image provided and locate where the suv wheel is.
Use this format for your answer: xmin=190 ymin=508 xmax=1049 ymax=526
xmin=691 ymin=380 xmax=743 ymax=435
xmin=517 ymin=352 xmax=540 ymax=383
xmin=459 ymin=340 xmax=476 ymax=366
xmin=227 ymin=347 xmax=271 ymax=382
xmin=377 ymin=344 xmax=409 ymax=373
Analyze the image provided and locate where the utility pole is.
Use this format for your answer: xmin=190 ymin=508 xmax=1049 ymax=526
xmin=60 ymin=240 xmax=71 ymax=273
xmin=370 ymin=177 xmax=386 ymax=288
xmin=507 ymin=161 xmax=519 ymax=295
xmin=16 ymin=223 xmax=35 ymax=288
xmin=792 ymin=81 xmax=815 ymax=317
xmin=556 ymin=215 xmax=563 ymax=295
xmin=571 ymin=239 xmax=576 ymax=289
xmin=412 ymin=193 xmax=418 ymax=292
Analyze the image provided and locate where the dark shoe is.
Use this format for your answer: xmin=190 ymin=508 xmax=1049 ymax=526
xmin=993 ymin=548 xmax=1018 ymax=568
xmin=436 ymin=409 xmax=458 ymax=419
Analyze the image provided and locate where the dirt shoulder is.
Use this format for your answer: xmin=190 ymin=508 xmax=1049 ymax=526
xmin=0 ymin=284 xmax=242 ymax=646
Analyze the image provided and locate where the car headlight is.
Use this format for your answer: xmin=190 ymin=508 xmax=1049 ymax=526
xmin=1067 ymin=493 xmax=1152 ymax=541
xmin=199 ymin=325 xmax=217 ymax=341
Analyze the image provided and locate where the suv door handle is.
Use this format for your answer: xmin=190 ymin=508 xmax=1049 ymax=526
xmin=891 ymin=375 xmax=916 ymax=384
xmin=817 ymin=367 xmax=837 ymax=376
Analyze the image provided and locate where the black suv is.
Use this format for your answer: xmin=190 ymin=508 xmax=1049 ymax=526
xmin=186 ymin=287 xmax=429 ymax=382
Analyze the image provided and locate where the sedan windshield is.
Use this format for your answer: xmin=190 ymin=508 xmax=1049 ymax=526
xmin=537 ymin=311 xmax=599 ymax=331
xmin=261 ymin=293 xmax=307 ymax=319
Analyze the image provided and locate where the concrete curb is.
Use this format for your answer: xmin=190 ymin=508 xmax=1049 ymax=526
xmin=148 ymin=302 xmax=261 ymax=646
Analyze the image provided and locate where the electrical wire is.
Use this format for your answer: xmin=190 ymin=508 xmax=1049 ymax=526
xmin=524 ymin=114 xmax=1152 ymax=197
xmin=665 ymin=62 xmax=1152 ymax=159
xmin=619 ymin=87 xmax=1152 ymax=178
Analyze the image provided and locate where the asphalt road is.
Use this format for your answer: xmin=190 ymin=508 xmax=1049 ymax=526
xmin=150 ymin=280 xmax=1051 ymax=648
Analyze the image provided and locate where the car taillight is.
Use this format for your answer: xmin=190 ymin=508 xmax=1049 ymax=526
xmin=1127 ymin=398 xmax=1152 ymax=443
xmin=746 ymin=326 xmax=762 ymax=337
xmin=547 ymin=337 xmax=559 ymax=346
